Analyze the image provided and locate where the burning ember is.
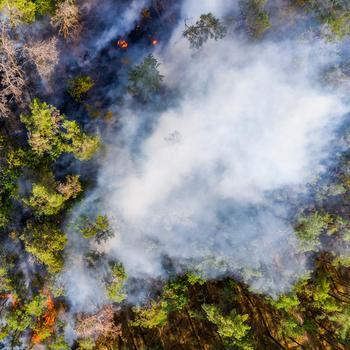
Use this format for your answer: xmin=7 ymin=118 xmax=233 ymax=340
xmin=151 ymin=38 xmax=158 ymax=46
xmin=117 ymin=39 xmax=129 ymax=49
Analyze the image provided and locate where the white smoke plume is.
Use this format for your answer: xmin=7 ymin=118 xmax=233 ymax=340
xmin=61 ymin=1 xmax=348 ymax=310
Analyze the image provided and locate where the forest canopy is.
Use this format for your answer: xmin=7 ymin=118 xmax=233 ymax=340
xmin=0 ymin=1 xmax=350 ymax=349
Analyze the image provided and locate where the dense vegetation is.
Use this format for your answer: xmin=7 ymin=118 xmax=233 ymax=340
xmin=0 ymin=0 xmax=350 ymax=349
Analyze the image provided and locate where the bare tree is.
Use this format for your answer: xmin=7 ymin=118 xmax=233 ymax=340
xmin=24 ymin=37 xmax=59 ymax=83
xmin=51 ymin=0 xmax=81 ymax=40
xmin=0 ymin=23 xmax=26 ymax=117
xmin=76 ymin=305 xmax=121 ymax=341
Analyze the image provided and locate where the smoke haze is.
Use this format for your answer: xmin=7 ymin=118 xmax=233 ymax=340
xmin=61 ymin=1 xmax=348 ymax=310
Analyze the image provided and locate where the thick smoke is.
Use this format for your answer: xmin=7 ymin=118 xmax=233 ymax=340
xmin=62 ymin=1 xmax=347 ymax=310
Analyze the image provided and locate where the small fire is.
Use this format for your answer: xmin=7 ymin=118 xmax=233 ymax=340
xmin=151 ymin=38 xmax=158 ymax=46
xmin=117 ymin=39 xmax=128 ymax=49
xmin=32 ymin=333 xmax=41 ymax=344
xmin=31 ymin=293 xmax=57 ymax=344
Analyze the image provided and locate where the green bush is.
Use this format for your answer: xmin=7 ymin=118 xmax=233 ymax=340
xmin=68 ymin=75 xmax=95 ymax=101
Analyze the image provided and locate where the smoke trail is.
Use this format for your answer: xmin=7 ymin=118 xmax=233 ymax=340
xmin=61 ymin=1 xmax=348 ymax=310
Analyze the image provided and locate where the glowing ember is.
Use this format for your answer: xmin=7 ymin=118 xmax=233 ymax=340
xmin=151 ymin=39 xmax=158 ymax=46
xmin=117 ymin=39 xmax=128 ymax=49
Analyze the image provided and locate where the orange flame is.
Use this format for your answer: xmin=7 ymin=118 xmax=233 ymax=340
xmin=31 ymin=294 xmax=57 ymax=344
xmin=32 ymin=333 xmax=41 ymax=344
xmin=151 ymin=39 xmax=158 ymax=46
xmin=117 ymin=39 xmax=129 ymax=49
xmin=43 ymin=295 xmax=56 ymax=326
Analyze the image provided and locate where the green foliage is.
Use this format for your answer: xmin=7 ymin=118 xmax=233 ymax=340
xmin=296 ymin=0 xmax=350 ymax=39
xmin=78 ymin=214 xmax=114 ymax=243
xmin=183 ymin=13 xmax=227 ymax=49
xmin=25 ymin=183 xmax=66 ymax=216
xmin=333 ymin=253 xmax=350 ymax=267
xmin=62 ymin=119 xmax=101 ymax=160
xmin=25 ymin=295 xmax=47 ymax=317
xmin=277 ymin=316 xmax=304 ymax=341
xmin=270 ymin=293 xmax=300 ymax=312
xmin=77 ymin=338 xmax=95 ymax=350
xmin=305 ymin=275 xmax=341 ymax=314
xmin=0 ymin=0 xmax=56 ymax=23
xmin=21 ymin=222 xmax=67 ymax=273
xmin=21 ymin=99 xmax=100 ymax=160
xmin=106 ymin=262 xmax=127 ymax=303
xmin=240 ymin=0 xmax=270 ymax=38
xmin=132 ymin=301 xmax=169 ymax=329
xmin=330 ymin=306 xmax=350 ymax=341
xmin=49 ymin=336 xmax=70 ymax=350
xmin=6 ymin=147 xmax=40 ymax=170
xmin=162 ymin=278 xmax=189 ymax=311
xmin=186 ymin=272 xmax=206 ymax=285
xmin=0 ymin=142 xmax=29 ymax=228
xmin=4 ymin=295 xmax=47 ymax=336
xmin=68 ymin=75 xmax=95 ymax=102
xmin=128 ymin=54 xmax=164 ymax=100
xmin=295 ymin=212 xmax=332 ymax=251
xmin=5 ymin=308 xmax=32 ymax=333
xmin=0 ymin=267 xmax=11 ymax=293
xmin=326 ymin=12 xmax=350 ymax=38
xmin=202 ymin=304 xmax=253 ymax=350
xmin=24 ymin=175 xmax=81 ymax=216
xmin=0 ymin=0 xmax=36 ymax=23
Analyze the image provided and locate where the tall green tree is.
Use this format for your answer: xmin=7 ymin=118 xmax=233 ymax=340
xmin=106 ymin=262 xmax=127 ymax=303
xmin=203 ymin=304 xmax=254 ymax=350
xmin=21 ymin=99 xmax=100 ymax=160
xmin=21 ymin=222 xmax=67 ymax=273
xmin=128 ymin=54 xmax=164 ymax=101
xmin=183 ymin=13 xmax=226 ymax=49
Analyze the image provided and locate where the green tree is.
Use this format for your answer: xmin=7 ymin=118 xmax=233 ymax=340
xmin=326 ymin=12 xmax=350 ymax=39
xmin=106 ymin=262 xmax=127 ymax=303
xmin=0 ymin=0 xmax=56 ymax=24
xmin=25 ymin=183 xmax=65 ymax=216
xmin=0 ymin=266 xmax=12 ymax=293
xmin=62 ymin=120 xmax=100 ymax=160
xmin=132 ymin=301 xmax=168 ymax=329
xmin=78 ymin=214 xmax=114 ymax=243
xmin=270 ymin=292 xmax=300 ymax=312
xmin=3 ymin=295 xmax=46 ymax=337
xmin=162 ymin=278 xmax=189 ymax=312
xmin=49 ymin=337 xmax=70 ymax=350
xmin=128 ymin=54 xmax=163 ymax=101
xmin=183 ymin=13 xmax=227 ymax=49
xmin=277 ymin=317 xmax=304 ymax=343
xmin=240 ymin=0 xmax=270 ymax=38
xmin=330 ymin=306 xmax=350 ymax=342
xmin=202 ymin=304 xmax=253 ymax=350
xmin=77 ymin=338 xmax=95 ymax=350
xmin=21 ymin=222 xmax=67 ymax=273
xmin=68 ymin=75 xmax=94 ymax=101
xmin=24 ymin=175 xmax=81 ymax=216
xmin=21 ymin=99 xmax=100 ymax=160
xmin=295 ymin=212 xmax=332 ymax=252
